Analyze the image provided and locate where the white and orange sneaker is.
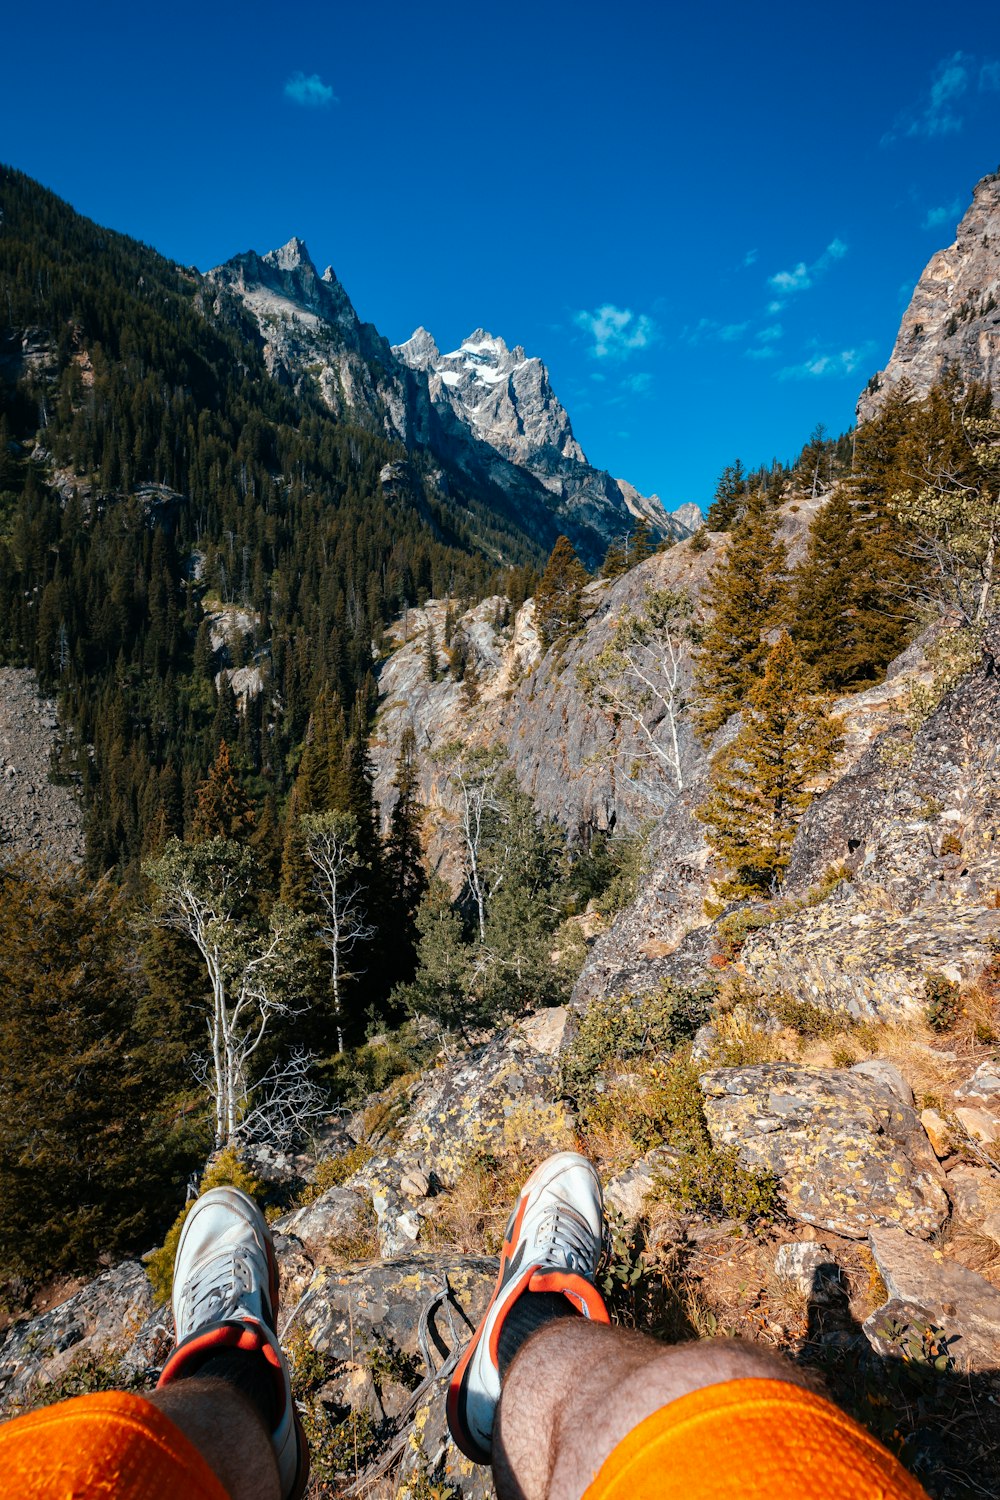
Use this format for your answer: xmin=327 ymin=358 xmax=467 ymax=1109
xmin=157 ymin=1186 xmax=309 ymax=1500
xmin=447 ymin=1151 xmax=610 ymax=1464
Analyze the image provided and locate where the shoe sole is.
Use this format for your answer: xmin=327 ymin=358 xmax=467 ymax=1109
xmin=447 ymin=1153 xmax=606 ymax=1465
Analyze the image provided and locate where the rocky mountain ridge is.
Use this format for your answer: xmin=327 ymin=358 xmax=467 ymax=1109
xmin=205 ymin=238 xmax=691 ymax=564
xmin=393 ymin=325 xmax=677 ymax=539
xmin=859 ymin=171 xmax=1000 ymax=421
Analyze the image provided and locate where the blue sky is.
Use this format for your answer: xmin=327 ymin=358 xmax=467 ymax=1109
xmin=1 ymin=0 xmax=998 ymax=513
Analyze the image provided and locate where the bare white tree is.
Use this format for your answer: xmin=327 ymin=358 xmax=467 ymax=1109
xmin=301 ymin=810 xmax=374 ymax=1053
xmin=237 ymin=1048 xmax=327 ymax=1149
xmin=578 ymin=586 xmax=696 ymax=808
xmin=434 ymin=744 xmax=508 ymax=942
xmin=144 ymin=837 xmax=309 ymax=1147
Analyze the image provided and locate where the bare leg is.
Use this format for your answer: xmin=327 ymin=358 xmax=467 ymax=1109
xmin=149 ymin=1377 xmax=280 ymax=1500
xmin=493 ymin=1323 xmax=815 ymax=1500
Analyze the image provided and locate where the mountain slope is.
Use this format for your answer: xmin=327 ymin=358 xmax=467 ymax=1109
xmin=394 ymin=326 xmax=682 ymax=543
xmin=204 ymin=237 xmax=688 ymax=566
xmin=859 ymin=172 xmax=1000 ymax=421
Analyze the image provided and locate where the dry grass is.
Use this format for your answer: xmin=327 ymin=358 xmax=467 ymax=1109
xmin=359 ymin=1073 xmax=419 ymax=1145
xmin=421 ymin=1149 xmax=543 ymax=1255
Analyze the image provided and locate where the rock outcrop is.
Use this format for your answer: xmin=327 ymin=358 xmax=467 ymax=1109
xmin=699 ymin=1064 xmax=950 ymax=1239
xmin=858 ymin=172 xmax=1000 ymax=421
xmin=346 ymin=1009 xmax=576 ymax=1255
xmin=372 ymin=535 xmax=719 ymax=878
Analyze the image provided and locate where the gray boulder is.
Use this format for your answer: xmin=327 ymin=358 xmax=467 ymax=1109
xmin=700 ymin=1064 xmax=949 ymax=1238
xmin=866 ymin=1226 xmax=1000 ymax=1370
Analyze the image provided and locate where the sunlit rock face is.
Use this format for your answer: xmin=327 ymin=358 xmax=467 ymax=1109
xmin=858 ymin=172 xmax=1000 ymax=422
xmin=394 ymin=325 xmax=688 ymax=545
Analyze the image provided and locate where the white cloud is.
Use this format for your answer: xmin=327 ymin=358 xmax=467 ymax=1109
xmin=923 ymin=198 xmax=962 ymax=230
xmin=881 ymin=51 xmax=999 ymax=143
xmin=768 ymin=299 xmax=784 ymax=315
xmin=284 ymin=72 xmax=337 ymax=108
xmin=770 ymin=261 xmax=811 ymax=293
xmin=742 ymin=248 xmax=759 ymax=268
xmin=756 ymin=324 xmax=783 ymax=343
xmin=622 ymin=372 xmax=653 ymax=394
xmin=778 ymin=344 xmax=873 ymax=381
xmin=683 ymin=317 xmax=749 ymax=346
xmin=768 ymin=239 xmax=848 ymax=296
xmin=574 ymin=304 xmax=657 ymax=360
xmin=745 ymin=346 xmax=777 ymax=360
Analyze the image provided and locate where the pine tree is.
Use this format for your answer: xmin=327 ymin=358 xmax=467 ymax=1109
xmin=191 ymin=741 xmax=256 ymax=842
xmin=693 ymin=493 xmax=788 ymax=740
xmin=534 ymin=536 xmax=588 ymax=647
xmin=385 ymin=726 xmax=428 ymax=941
xmin=706 ymin=460 xmax=747 ymax=531
xmin=630 ymin=521 xmax=655 ymax=565
xmin=602 ymin=538 xmax=628 ymax=579
xmin=697 ymin=633 xmax=841 ymax=898
xmin=790 ymin=490 xmax=868 ymax=689
xmin=0 ymin=860 xmax=190 ymax=1279
xmin=424 ymin=621 xmax=439 ymax=682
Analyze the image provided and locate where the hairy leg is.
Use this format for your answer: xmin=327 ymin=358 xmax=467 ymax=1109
xmin=150 ymin=1377 xmax=280 ymax=1500
xmin=492 ymin=1323 xmax=815 ymax=1500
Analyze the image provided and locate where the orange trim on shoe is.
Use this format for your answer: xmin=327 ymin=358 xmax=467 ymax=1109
xmin=157 ymin=1317 xmax=281 ymax=1388
xmin=528 ymin=1269 xmax=611 ymax=1322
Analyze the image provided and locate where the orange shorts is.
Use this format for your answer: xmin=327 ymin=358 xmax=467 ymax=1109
xmin=582 ymin=1377 xmax=929 ymax=1500
xmin=0 ymin=1376 xmax=928 ymax=1499
xmin=0 ymin=1390 xmax=229 ymax=1499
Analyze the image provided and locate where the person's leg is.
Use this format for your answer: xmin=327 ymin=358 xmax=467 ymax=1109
xmin=156 ymin=1185 xmax=309 ymax=1499
xmin=492 ymin=1322 xmax=811 ymax=1500
xmin=149 ymin=1377 xmax=280 ymax=1500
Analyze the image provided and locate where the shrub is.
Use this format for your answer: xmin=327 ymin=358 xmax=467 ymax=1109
xmin=322 ymin=1028 xmax=429 ymax=1106
xmin=714 ymin=903 xmax=791 ymax=961
xmin=296 ymin=1143 xmax=373 ymax=1206
xmin=561 ymin=979 xmax=717 ymax=1106
xmin=579 ymin=1054 xmax=779 ymax=1227
xmin=924 ymin=971 xmax=961 ymax=1033
xmin=146 ymin=1148 xmax=264 ymax=1304
xmin=771 ymin=994 xmax=858 ymax=1040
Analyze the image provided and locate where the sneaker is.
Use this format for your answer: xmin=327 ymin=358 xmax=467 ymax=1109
xmin=447 ymin=1151 xmax=609 ymax=1464
xmin=157 ymin=1185 xmax=309 ymax=1500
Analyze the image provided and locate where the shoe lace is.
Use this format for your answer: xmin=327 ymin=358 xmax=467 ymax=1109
xmin=535 ymin=1205 xmax=595 ymax=1273
xmin=183 ymin=1248 xmax=259 ymax=1330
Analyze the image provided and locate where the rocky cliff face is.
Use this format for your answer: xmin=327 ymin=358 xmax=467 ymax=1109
xmin=204 ymin=239 xmax=434 ymax=450
xmin=206 ymin=240 xmax=690 ymax=565
xmin=573 ymin=612 xmax=1000 ymax=1023
xmin=858 ymin=172 xmax=1000 ymax=422
xmin=370 ymin=530 xmax=722 ymax=887
xmin=393 ymin=327 xmax=683 ymax=543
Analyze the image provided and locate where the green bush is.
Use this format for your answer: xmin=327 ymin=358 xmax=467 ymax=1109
xmin=714 ymin=902 xmax=791 ymax=961
xmin=924 ymin=971 xmax=961 ymax=1033
xmin=771 ymin=993 xmax=858 ymax=1040
xmin=146 ymin=1148 xmax=265 ymax=1304
xmin=321 ymin=1028 xmax=429 ymax=1106
xmin=562 ymin=979 xmax=717 ymax=1106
